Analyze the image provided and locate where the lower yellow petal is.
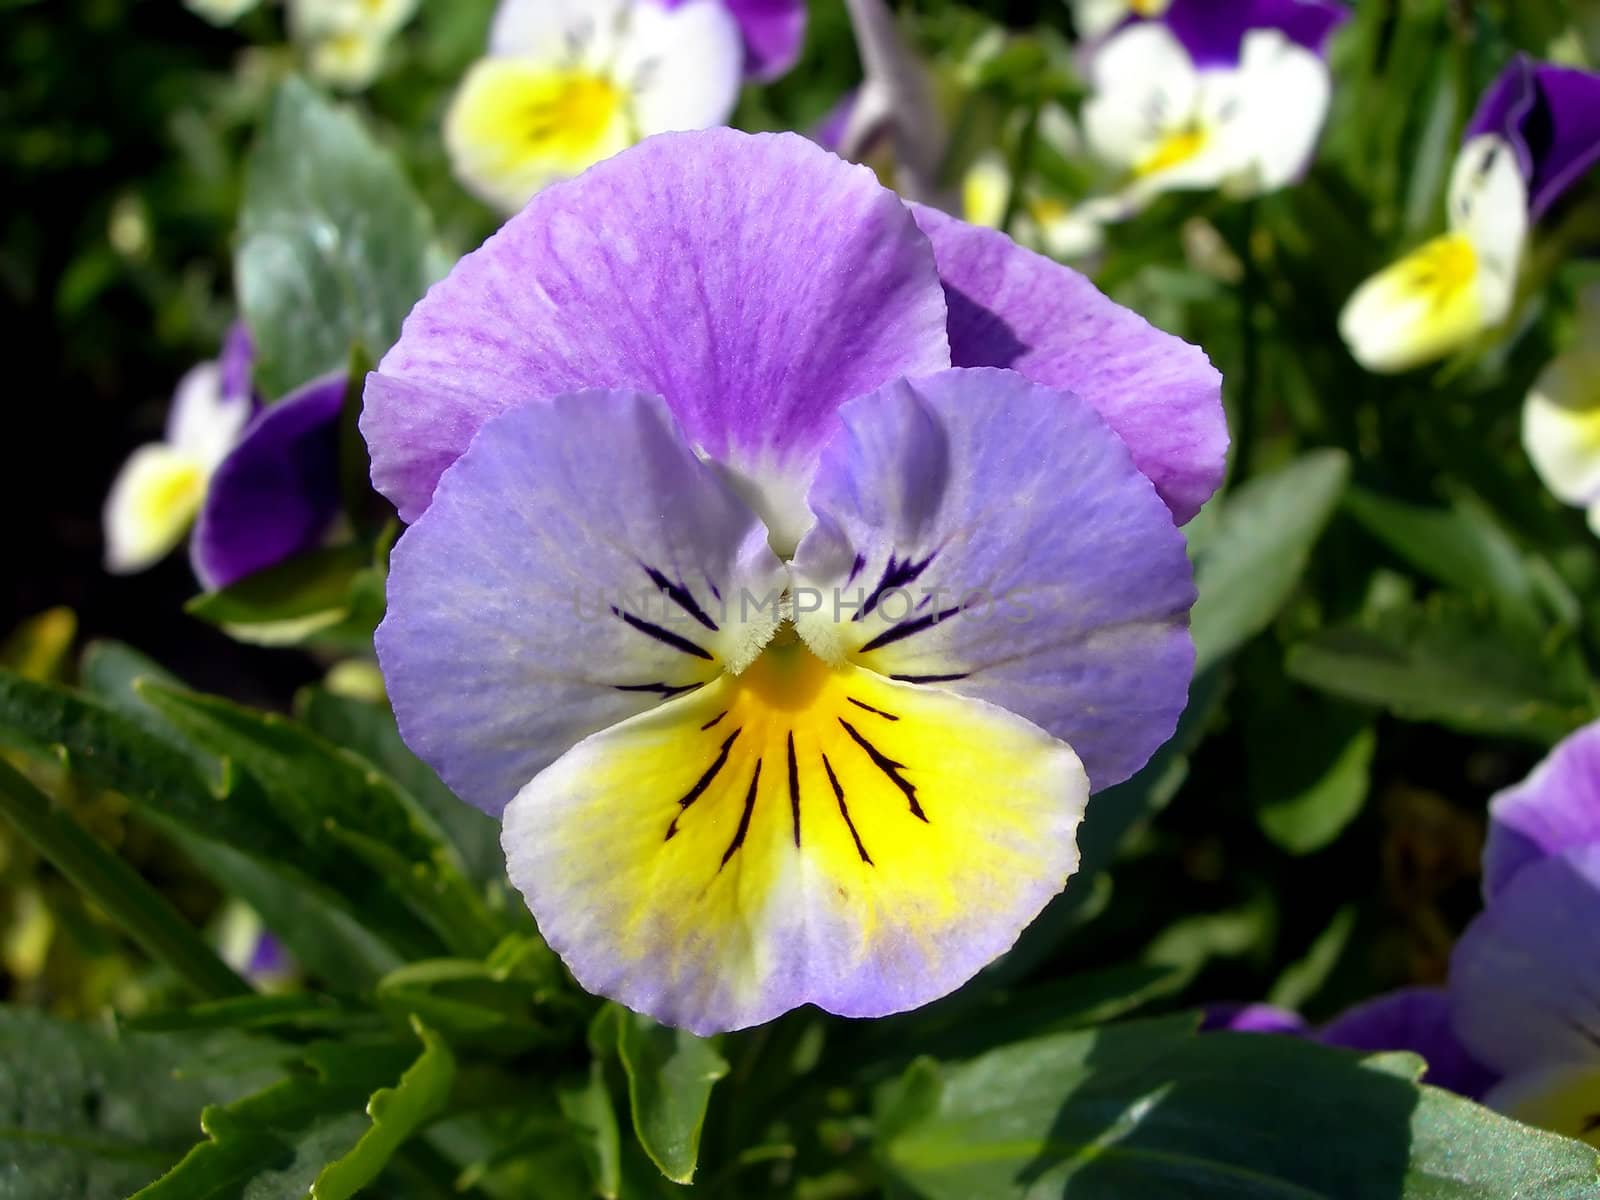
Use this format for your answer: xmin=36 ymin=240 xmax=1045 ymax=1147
xmin=1487 ymin=1064 xmax=1600 ymax=1148
xmin=445 ymin=58 xmax=635 ymax=213
xmin=1339 ymin=233 xmax=1496 ymax=373
xmin=501 ymin=633 xmax=1088 ymax=1033
xmin=102 ymin=444 xmax=207 ymax=574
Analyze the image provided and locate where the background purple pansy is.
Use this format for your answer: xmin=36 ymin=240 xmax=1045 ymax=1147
xmin=1464 ymin=56 xmax=1600 ymax=221
xmin=1162 ymin=0 xmax=1348 ymax=68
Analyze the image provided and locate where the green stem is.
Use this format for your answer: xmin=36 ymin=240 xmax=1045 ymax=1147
xmin=1232 ymin=201 xmax=1264 ymax=483
xmin=0 ymin=757 xmax=250 ymax=1001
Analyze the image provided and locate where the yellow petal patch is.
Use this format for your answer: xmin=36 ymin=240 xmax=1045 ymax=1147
xmin=502 ymin=630 xmax=1088 ymax=1032
xmin=1135 ymin=124 xmax=1210 ymax=179
xmin=102 ymin=443 xmax=208 ymax=574
xmin=1339 ymin=233 xmax=1490 ymax=373
xmin=445 ymin=58 xmax=635 ymax=213
xmin=1488 ymin=1064 xmax=1600 ymax=1149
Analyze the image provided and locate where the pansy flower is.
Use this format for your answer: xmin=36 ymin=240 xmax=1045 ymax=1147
xmin=1447 ymin=719 xmax=1600 ymax=1146
xmin=1522 ymin=288 xmax=1600 ymax=532
xmin=962 ymin=152 xmax=1107 ymax=260
xmin=192 ymin=373 xmax=348 ymax=590
xmin=1080 ymin=0 xmax=1347 ymax=213
xmin=364 ymin=129 xmax=1224 ymax=1033
xmin=446 ymin=0 xmax=802 ymax=213
xmin=1341 ymin=58 xmax=1600 ymax=373
xmin=103 ymin=325 xmax=255 ymax=575
xmin=291 ymin=0 xmax=420 ymax=91
xmin=1070 ymin=0 xmax=1171 ymax=41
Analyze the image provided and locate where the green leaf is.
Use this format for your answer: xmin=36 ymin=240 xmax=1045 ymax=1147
xmin=1343 ymin=488 xmax=1547 ymax=633
xmin=131 ymin=1037 xmax=418 ymax=1200
xmin=1245 ymin=691 xmax=1375 ymax=856
xmin=876 ymin=1021 xmax=1600 ymax=1198
xmin=0 ymin=757 xmax=249 ymax=1000
xmin=295 ymin=687 xmax=502 ymax=884
xmin=0 ymin=1007 xmax=286 ymax=1200
xmin=1190 ymin=450 xmax=1350 ymax=672
xmin=184 ymin=543 xmax=377 ymax=646
xmin=236 ymin=77 xmax=435 ymax=399
xmin=311 ymin=1020 xmax=455 ymax=1200
xmin=1286 ymin=596 xmax=1595 ymax=745
xmin=558 ymin=1063 xmax=623 ymax=1200
xmin=609 ymin=1007 xmax=730 ymax=1185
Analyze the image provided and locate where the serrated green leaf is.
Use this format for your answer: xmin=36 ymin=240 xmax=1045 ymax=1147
xmin=1286 ymin=596 xmax=1595 ymax=745
xmin=295 ymin=687 xmax=503 ymax=884
xmin=610 ymin=1008 xmax=729 ymax=1185
xmin=185 ymin=544 xmax=375 ymax=636
xmin=130 ymin=1038 xmax=417 ymax=1200
xmin=0 ymin=1007 xmax=285 ymax=1200
xmin=236 ymin=77 xmax=435 ymax=399
xmin=876 ymin=1021 xmax=1600 ymax=1198
xmin=1190 ymin=450 xmax=1351 ymax=672
xmin=311 ymin=1020 xmax=455 ymax=1200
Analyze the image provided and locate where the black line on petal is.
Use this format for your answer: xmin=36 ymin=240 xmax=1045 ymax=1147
xmin=822 ymin=753 xmax=873 ymax=865
xmin=858 ymin=605 xmax=966 ymax=654
xmin=615 ymin=681 xmax=704 ymax=697
xmin=720 ymin=759 xmax=762 ymax=868
xmin=890 ymin=672 xmax=969 ymax=685
xmin=854 ymin=552 xmax=937 ymax=621
xmin=666 ymin=729 xmax=740 ymax=840
xmin=846 ymin=697 xmax=899 ymax=721
xmin=700 ymin=711 xmax=728 ymax=730
xmin=643 ymin=565 xmax=720 ymax=632
xmin=612 ymin=606 xmax=714 ymax=660
xmin=786 ymin=732 xmax=801 ymax=848
xmin=845 ymin=553 xmax=866 ymax=586
xmin=838 ymin=719 xmax=927 ymax=822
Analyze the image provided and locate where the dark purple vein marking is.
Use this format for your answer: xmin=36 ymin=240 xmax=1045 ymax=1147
xmin=845 ymin=553 xmax=866 ymax=586
xmin=666 ymin=729 xmax=740 ymax=839
xmin=890 ymin=672 xmax=969 ymax=685
xmin=615 ymin=681 xmax=704 ymax=697
xmin=612 ymin=606 xmax=714 ymax=660
xmin=858 ymin=604 xmax=965 ymax=653
xmin=821 ymin=753 xmax=873 ymax=865
xmin=846 ymin=697 xmax=899 ymax=721
xmin=786 ymin=733 xmax=801 ymax=847
xmin=643 ymin=566 xmax=719 ymax=632
xmin=854 ymin=552 xmax=937 ymax=621
xmin=700 ymin=711 xmax=727 ymax=730
xmin=838 ymin=719 xmax=927 ymax=822
xmin=720 ymin=759 xmax=763 ymax=868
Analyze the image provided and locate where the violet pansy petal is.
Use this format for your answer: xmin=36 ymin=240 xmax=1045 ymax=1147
xmin=791 ymin=368 xmax=1196 ymax=792
xmin=1164 ymin=0 xmax=1346 ymax=68
xmin=717 ymin=0 xmax=807 ymax=80
xmin=909 ymin=205 xmax=1226 ymax=525
xmin=1202 ymin=1003 xmax=1309 ymax=1035
xmin=377 ymin=390 xmax=787 ymax=817
xmin=1466 ymin=58 xmax=1600 ymax=220
xmin=1482 ymin=719 xmax=1600 ymax=902
xmin=191 ymin=373 xmax=346 ymax=591
xmin=362 ymin=130 xmax=950 ymax=532
xmin=219 ymin=321 xmax=256 ymax=406
xmin=1319 ymin=987 xmax=1499 ymax=1100
xmin=1450 ymin=844 xmax=1600 ymax=1078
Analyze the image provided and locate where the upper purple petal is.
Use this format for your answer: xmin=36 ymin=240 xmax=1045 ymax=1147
xmin=1465 ymin=57 xmax=1600 ymax=220
xmin=1450 ymin=844 xmax=1600 ymax=1078
xmin=652 ymin=0 xmax=806 ymax=79
xmin=1164 ymin=0 xmax=1348 ymax=67
xmin=362 ymin=130 xmax=950 ymax=525
xmin=1319 ymin=987 xmax=1499 ymax=1100
xmin=908 ymin=205 xmax=1226 ymax=525
xmin=1202 ymin=1003 xmax=1310 ymax=1035
xmin=191 ymin=373 xmax=345 ymax=590
xmin=1482 ymin=719 xmax=1600 ymax=903
xmin=219 ymin=320 xmax=256 ymax=406
xmin=791 ymin=367 xmax=1197 ymax=792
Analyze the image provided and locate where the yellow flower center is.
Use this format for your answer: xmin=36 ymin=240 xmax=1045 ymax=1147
xmin=1398 ymin=232 xmax=1480 ymax=312
xmin=1130 ymin=0 xmax=1170 ymax=14
xmin=1136 ymin=125 xmax=1210 ymax=178
xmin=520 ymin=71 xmax=627 ymax=156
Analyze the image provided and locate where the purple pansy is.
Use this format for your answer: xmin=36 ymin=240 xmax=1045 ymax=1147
xmin=1163 ymin=0 xmax=1347 ymax=67
xmin=191 ymin=373 xmax=347 ymax=590
xmin=657 ymin=0 xmax=806 ymax=81
xmin=364 ymin=129 xmax=1223 ymax=1033
xmin=1464 ymin=57 xmax=1600 ymax=222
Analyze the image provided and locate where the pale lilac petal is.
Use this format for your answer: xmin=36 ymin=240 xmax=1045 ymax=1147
xmin=1466 ymin=58 xmax=1600 ymax=220
xmin=1450 ymin=844 xmax=1600 ymax=1077
xmin=191 ymin=373 xmax=346 ymax=590
xmin=791 ymin=368 xmax=1196 ymax=792
xmin=1482 ymin=720 xmax=1600 ymax=902
xmin=377 ymin=390 xmax=786 ymax=817
xmin=908 ymin=206 xmax=1226 ymax=526
xmin=362 ymin=130 xmax=949 ymax=528
xmin=683 ymin=0 xmax=806 ymax=80
xmin=1320 ymin=987 xmax=1499 ymax=1099
xmin=219 ymin=320 xmax=256 ymax=406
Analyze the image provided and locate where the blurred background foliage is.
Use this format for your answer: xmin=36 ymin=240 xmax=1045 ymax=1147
xmin=6 ymin=0 xmax=1600 ymax=1195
